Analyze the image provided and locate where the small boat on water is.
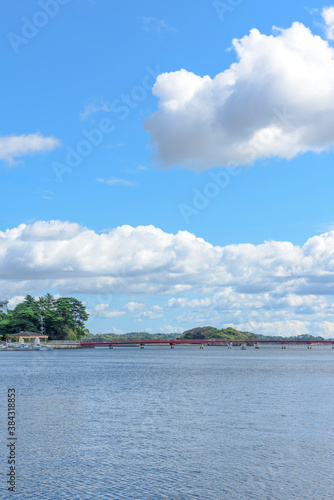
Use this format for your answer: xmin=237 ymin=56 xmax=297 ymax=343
xmin=0 ymin=343 xmax=53 ymax=351
xmin=35 ymin=343 xmax=54 ymax=351
xmin=14 ymin=344 xmax=39 ymax=351
xmin=1 ymin=344 xmax=15 ymax=351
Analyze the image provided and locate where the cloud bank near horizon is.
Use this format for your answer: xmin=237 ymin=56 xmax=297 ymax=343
xmin=2 ymin=220 xmax=334 ymax=336
xmin=144 ymin=19 xmax=334 ymax=170
xmin=1 ymin=220 xmax=334 ymax=295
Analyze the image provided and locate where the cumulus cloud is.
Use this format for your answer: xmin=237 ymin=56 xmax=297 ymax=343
xmin=2 ymin=220 xmax=334 ymax=336
xmin=1 ymin=220 xmax=334 ymax=297
xmin=0 ymin=133 xmax=61 ymax=164
xmin=124 ymin=301 xmax=145 ymax=313
xmin=322 ymin=6 xmax=334 ymax=40
xmin=91 ymin=303 xmax=125 ymax=319
xmin=136 ymin=305 xmax=164 ymax=320
xmin=8 ymin=296 xmax=25 ymax=308
xmin=171 ymin=290 xmax=334 ymax=325
xmin=144 ymin=21 xmax=334 ymax=170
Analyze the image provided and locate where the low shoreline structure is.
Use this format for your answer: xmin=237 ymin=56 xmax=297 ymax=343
xmin=49 ymin=341 xmax=81 ymax=349
xmin=81 ymin=338 xmax=334 ymax=348
xmin=0 ymin=341 xmax=81 ymax=350
xmin=2 ymin=339 xmax=334 ymax=350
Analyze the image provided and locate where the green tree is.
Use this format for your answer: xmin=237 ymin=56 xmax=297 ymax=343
xmin=54 ymin=297 xmax=89 ymax=339
xmin=0 ymin=294 xmax=89 ymax=341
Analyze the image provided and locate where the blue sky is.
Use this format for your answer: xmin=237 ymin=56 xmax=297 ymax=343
xmin=2 ymin=0 xmax=334 ymax=336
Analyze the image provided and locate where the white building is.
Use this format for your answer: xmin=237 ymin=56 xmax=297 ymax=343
xmin=0 ymin=300 xmax=9 ymax=315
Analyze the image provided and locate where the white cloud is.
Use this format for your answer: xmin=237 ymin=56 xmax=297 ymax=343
xmin=142 ymin=17 xmax=176 ymax=34
xmin=112 ymin=327 xmax=125 ymax=334
xmin=172 ymin=290 xmax=334 ymax=327
xmin=97 ymin=177 xmax=136 ymax=187
xmin=124 ymin=301 xmax=145 ymax=313
xmin=8 ymin=295 xmax=25 ymax=308
xmin=91 ymin=303 xmax=125 ymax=318
xmin=0 ymin=133 xmax=61 ymax=164
xmin=144 ymin=21 xmax=334 ymax=170
xmin=20 ymin=220 xmax=81 ymax=241
xmin=2 ymin=220 xmax=334 ymax=336
xmin=80 ymin=101 xmax=112 ymax=120
xmin=160 ymin=325 xmax=183 ymax=334
xmin=2 ymin=220 xmax=334 ymax=297
xmin=229 ymin=319 xmax=334 ymax=338
xmin=231 ymin=320 xmax=311 ymax=338
xmin=136 ymin=305 xmax=164 ymax=320
xmin=322 ymin=6 xmax=334 ymax=40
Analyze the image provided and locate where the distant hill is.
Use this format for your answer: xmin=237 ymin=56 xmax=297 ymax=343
xmin=85 ymin=328 xmax=324 ymax=342
xmin=85 ymin=332 xmax=180 ymax=341
xmin=255 ymin=334 xmax=323 ymax=340
xmin=86 ymin=328 xmax=253 ymax=342
xmin=179 ymin=326 xmax=257 ymax=340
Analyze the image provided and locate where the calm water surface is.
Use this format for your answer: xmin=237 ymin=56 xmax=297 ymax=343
xmin=1 ymin=346 xmax=334 ymax=499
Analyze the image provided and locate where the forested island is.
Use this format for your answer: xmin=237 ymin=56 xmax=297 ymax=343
xmin=86 ymin=326 xmax=323 ymax=342
xmin=86 ymin=326 xmax=255 ymax=341
xmin=0 ymin=294 xmax=89 ymax=341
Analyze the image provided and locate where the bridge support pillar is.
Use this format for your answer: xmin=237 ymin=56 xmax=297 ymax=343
xmin=109 ymin=345 xmax=113 ymax=349
xmin=140 ymin=345 xmax=144 ymax=349
xmin=200 ymin=344 xmax=204 ymax=349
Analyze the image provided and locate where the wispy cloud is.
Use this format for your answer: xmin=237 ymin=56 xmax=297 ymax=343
xmin=112 ymin=327 xmax=125 ymax=334
xmin=97 ymin=177 xmax=136 ymax=186
xmin=142 ymin=17 xmax=176 ymax=34
xmin=80 ymin=100 xmax=112 ymax=121
xmin=0 ymin=133 xmax=61 ymax=165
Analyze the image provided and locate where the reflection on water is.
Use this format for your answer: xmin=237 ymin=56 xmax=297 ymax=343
xmin=1 ymin=346 xmax=334 ymax=499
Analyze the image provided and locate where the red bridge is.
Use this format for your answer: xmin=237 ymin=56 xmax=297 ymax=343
xmin=80 ymin=338 xmax=334 ymax=348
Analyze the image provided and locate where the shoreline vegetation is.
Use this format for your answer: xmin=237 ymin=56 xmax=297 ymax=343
xmin=0 ymin=296 xmax=324 ymax=343
xmin=86 ymin=326 xmax=324 ymax=342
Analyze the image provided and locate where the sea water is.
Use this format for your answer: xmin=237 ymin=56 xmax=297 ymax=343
xmin=1 ymin=346 xmax=334 ymax=499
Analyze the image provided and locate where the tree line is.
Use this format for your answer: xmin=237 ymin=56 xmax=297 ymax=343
xmin=0 ymin=294 xmax=89 ymax=341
